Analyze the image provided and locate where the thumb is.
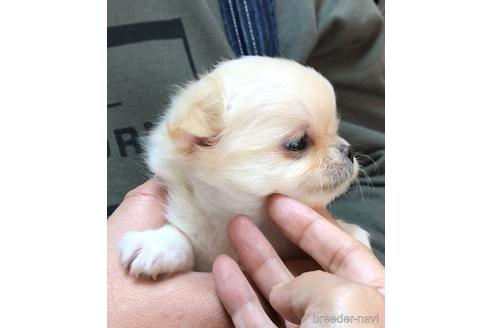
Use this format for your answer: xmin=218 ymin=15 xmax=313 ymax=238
xmin=107 ymin=178 xmax=167 ymax=269
xmin=268 ymin=272 xmax=321 ymax=325
xmin=268 ymin=271 xmax=345 ymax=325
xmin=108 ymin=178 xmax=167 ymax=237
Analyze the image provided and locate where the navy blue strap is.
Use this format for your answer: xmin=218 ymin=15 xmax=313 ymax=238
xmin=218 ymin=0 xmax=280 ymax=57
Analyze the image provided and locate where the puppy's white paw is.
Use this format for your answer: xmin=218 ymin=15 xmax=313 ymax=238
xmin=336 ymin=220 xmax=371 ymax=248
xmin=119 ymin=225 xmax=193 ymax=279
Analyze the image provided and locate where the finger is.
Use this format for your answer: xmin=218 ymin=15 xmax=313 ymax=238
xmin=227 ymin=215 xmax=294 ymax=299
xmin=267 ymin=195 xmax=385 ymax=292
xmin=212 ymin=255 xmax=277 ymax=328
xmin=312 ymin=207 xmax=339 ymax=226
xmin=284 ymin=259 xmax=321 ymax=277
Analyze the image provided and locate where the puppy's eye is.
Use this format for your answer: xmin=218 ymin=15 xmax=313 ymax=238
xmin=285 ymin=135 xmax=308 ymax=152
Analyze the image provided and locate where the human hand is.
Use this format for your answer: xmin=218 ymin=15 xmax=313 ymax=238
xmin=212 ymin=195 xmax=385 ymax=327
xmin=107 ymin=178 xmax=232 ymax=328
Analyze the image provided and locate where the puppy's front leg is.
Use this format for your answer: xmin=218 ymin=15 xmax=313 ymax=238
xmin=119 ymin=224 xmax=194 ymax=279
xmin=336 ymin=220 xmax=371 ymax=248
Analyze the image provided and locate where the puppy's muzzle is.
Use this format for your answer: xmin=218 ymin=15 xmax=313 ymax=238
xmin=337 ymin=144 xmax=354 ymax=163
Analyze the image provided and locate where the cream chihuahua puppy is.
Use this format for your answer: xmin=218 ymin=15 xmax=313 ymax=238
xmin=119 ymin=56 xmax=370 ymax=279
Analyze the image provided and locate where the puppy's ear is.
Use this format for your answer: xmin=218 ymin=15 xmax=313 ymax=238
xmin=166 ymin=75 xmax=225 ymax=157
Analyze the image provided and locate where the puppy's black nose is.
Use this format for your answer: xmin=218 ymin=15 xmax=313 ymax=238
xmin=339 ymin=145 xmax=354 ymax=163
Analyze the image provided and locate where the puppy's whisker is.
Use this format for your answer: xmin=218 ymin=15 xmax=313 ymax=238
xmin=317 ymin=164 xmax=322 ymax=192
xmin=357 ymin=167 xmax=377 ymax=202
xmin=356 ymin=176 xmax=365 ymax=202
xmin=359 ymin=167 xmax=376 ymax=192
xmin=355 ymin=152 xmax=380 ymax=172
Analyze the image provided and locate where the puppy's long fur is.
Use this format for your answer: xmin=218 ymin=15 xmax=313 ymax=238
xmin=119 ymin=56 xmax=370 ymax=279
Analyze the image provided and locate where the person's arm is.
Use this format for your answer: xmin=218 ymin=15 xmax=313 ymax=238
xmin=107 ymin=179 xmax=232 ymax=328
